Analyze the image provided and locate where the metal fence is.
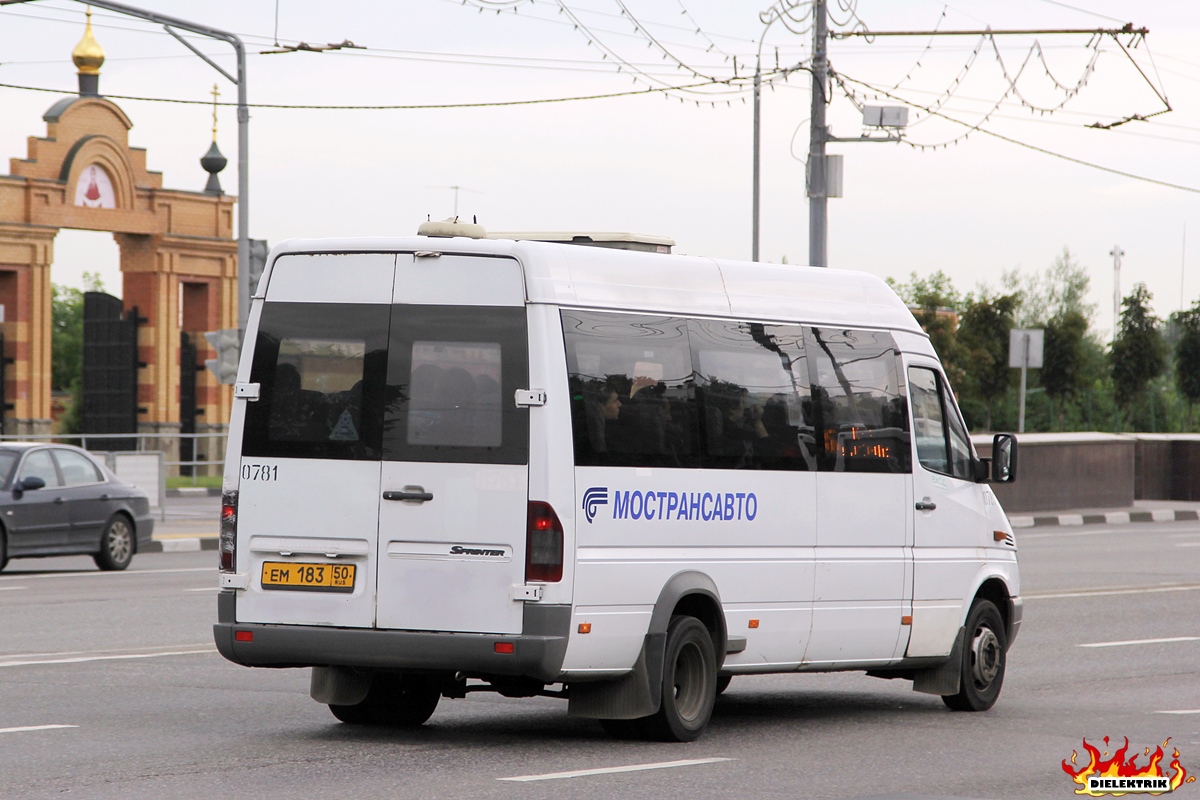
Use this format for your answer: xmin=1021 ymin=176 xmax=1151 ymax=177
xmin=0 ymin=431 xmax=226 ymax=481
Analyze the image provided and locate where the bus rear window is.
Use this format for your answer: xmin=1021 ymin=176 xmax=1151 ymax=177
xmin=407 ymin=341 xmax=503 ymax=449
xmin=242 ymin=302 xmax=389 ymax=461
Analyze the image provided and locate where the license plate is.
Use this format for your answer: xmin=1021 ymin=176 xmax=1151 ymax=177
xmin=260 ymin=561 xmax=355 ymax=593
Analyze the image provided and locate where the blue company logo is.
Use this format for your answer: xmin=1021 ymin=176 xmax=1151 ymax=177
xmin=582 ymin=486 xmax=758 ymax=523
xmin=582 ymin=487 xmax=609 ymax=524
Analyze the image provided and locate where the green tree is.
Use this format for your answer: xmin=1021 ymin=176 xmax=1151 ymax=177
xmin=1174 ymin=302 xmax=1200 ymax=427
xmin=889 ymin=270 xmax=965 ymax=388
xmin=957 ymin=292 xmax=1018 ymax=431
xmin=1110 ymin=283 xmax=1166 ymax=429
xmin=1042 ymin=310 xmax=1089 ymax=430
xmin=1003 ymin=246 xmax=1096 ymax=327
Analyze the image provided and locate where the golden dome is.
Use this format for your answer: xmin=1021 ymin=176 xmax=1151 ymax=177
xmin=72 ymin=7 xmax=105 ymax=76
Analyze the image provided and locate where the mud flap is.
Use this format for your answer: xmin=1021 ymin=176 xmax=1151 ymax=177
xmin=912 ymin=626 xmax=964 ymax=696
xmin=567 ymin=632 xmax=665 ymax=719
xmin=310 ymin=666 xmax=372 ymax=706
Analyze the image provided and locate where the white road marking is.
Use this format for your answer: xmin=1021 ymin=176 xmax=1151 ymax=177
xmin=1079 ymin=636 xmax=1200 ymax=649
xmin=1175 ymin=542 xmax=1200 ymax=547
xmin=1026 ymin=584 xmax=1200 ymax=600
xmin=0 ymin=724 xmax=78 ymax=734
xmin=184 ymin=587 xmax=220 ymax=592
xmin=0 ymin=567 xmax=211 ymax=582
xmin=0 ymin=648 xmax=216 ymax=668
xmin=1157 ymin=710 xmax=1200 ymax=715
xmin=499 ymin=758 xmax=732 ymax=782
xmin=0 ymin=586 xmax=26 ymax=591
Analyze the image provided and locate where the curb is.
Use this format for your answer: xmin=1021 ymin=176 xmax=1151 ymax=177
xmin=1010 ymin=509 xmax=1200 ymax=529
xmin=166 ymin=487 xmax=222 ymax=498
xmin=142 ymin=538 xmax=219 ymax=553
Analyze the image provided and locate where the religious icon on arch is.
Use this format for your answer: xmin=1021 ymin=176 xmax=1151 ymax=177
xmin=74 ymin=164 xmax=116 ymax=209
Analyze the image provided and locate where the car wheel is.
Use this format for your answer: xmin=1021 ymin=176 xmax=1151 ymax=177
xmin=0 ymin=528 xmax=7 ymax=572
xmin=942 ymin=599 xmax=1007 ymax=712
xmin=639 ymin=615 xmax=717 ymax=742
xmin=715 ymin=674 xmax=733 ymax=695
xmin=94 ymin=515 xmax=134 ymax=571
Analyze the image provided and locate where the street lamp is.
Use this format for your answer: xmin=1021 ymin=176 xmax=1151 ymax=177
xmin=752 ymin=2 xmax=805 ymax=263
xmin=0 ymin=0 xmax=251 ymax=334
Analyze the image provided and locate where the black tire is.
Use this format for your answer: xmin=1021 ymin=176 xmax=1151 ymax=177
xmin=328 ymin=701 xmax=373 ymax=724
xmin=640 ymin=615 xmax=718 ymax=742
xmin=715 ymin=674 xmax=733 ymax=695
xmin=942 ymin=599 xmax=1007 ymax=712
xmin=94 ymin=515 xmax=134 ymax=571
xmin=0 ymin=528 xmax=7 ymax=572
xmin=330 ymin=674 xmax=441 ymax=727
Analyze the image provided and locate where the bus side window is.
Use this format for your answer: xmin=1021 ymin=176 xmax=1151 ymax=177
xmin=805 ymin=327 xmax=911 ymax=474
xmin=689 ymin=319 xmax=816 ymax=471
xmin=562 ymin=311 xmax=698 ymax=469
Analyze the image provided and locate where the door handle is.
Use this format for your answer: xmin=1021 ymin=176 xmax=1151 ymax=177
xmin=915 ymin=498 xmax=937 ymax=512
xmin=383 ymin=487 xmax=433 ymax=503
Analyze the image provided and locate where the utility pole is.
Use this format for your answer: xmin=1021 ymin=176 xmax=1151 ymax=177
xmin=1111 ymin=244 xmax=1124 ymax=340
xmin=807 ymin=0 xmax=829 ymax=268
xmin=752 ymin=60 xmax=761 ymax=262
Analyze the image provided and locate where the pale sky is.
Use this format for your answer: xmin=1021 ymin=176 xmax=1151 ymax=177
xmin=2 ymin=0 xmax=1198 ymax=336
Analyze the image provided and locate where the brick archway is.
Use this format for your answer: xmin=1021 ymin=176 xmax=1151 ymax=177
xmin=0 ymin=91 xmax=235 ymax=441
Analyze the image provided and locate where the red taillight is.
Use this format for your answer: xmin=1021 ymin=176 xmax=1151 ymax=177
xmin=219 ymin=490 xmax=237 ymax=573
xmin=494 ymin=642 xmax=514 ymax=654
xmin=234 ymin=630 xmax=253 ymax=643
xmin=525 ymin=501 xmax=563 ymax=583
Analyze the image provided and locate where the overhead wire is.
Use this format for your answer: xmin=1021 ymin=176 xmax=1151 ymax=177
xmin=0 ymin=75 xmax=767 ymax=109
xmin=835 ymin=71 xmax=1200 ymax=193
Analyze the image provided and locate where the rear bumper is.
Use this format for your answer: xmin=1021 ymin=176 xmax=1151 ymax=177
xmin=214 ymin=591 xmax=570 ymax=683
xmin=135 ymin=514 xmax=155 ymax=550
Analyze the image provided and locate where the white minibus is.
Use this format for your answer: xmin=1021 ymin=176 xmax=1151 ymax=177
xmin=213 ymin=232 xmax=1020 ymax=742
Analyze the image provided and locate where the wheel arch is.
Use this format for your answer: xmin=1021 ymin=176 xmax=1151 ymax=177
xmin=649 ymin=570 xmax=727 ymax=667
xmin=973 ymin=576 xmax=1017 ymax=647
xmin=566 ymin=570 xmax=726 ymax=721
xmin=107 ymin=509 xmax=138 ymax=554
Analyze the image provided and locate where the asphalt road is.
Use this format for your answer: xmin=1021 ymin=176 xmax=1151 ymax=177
xmin=1 ymin=520 xmax=1198 ymax=800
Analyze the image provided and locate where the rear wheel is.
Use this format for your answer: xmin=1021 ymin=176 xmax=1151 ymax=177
xmin=640 ymin=615 xmax=717 ymax=742
xmin=94 ymin=515 xmax=134 ymax=571
xmin=0 ymin=528 xmax=7 ymax=572
xmin=942 ymin=599 xmax=1007 ymax=712
xmin=715 ymin=674 xmax=733 ymax=695
xmin=329 ymin=674 xmax=441 ymax=727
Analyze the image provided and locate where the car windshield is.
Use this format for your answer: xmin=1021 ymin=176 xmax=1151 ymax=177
xmin=0 ymin=450 xmax=20 ymax=485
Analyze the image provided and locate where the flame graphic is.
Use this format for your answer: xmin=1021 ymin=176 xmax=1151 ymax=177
xmin=1062 ymin=737 xmax=1188 ymax=796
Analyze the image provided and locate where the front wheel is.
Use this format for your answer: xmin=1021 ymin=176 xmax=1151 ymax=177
xmin=942 ymin=598 xmax=1007 ymax=712
xmin=94 ymin=515 xmax=134 ymax=571
xmin=641 ymin=615 xmax=718 ymax=742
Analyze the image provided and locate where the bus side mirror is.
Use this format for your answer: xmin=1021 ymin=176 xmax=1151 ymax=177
xmin=990 ymin=433 xmax=1017 ymax=483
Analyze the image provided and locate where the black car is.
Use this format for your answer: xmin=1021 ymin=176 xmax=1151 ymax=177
xmin=0 ymin=444 xmax=155 ymax=571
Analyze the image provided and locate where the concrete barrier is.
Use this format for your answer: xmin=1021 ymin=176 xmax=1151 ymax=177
xmin=971 ymin=432 xmax=1135 ymax=514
